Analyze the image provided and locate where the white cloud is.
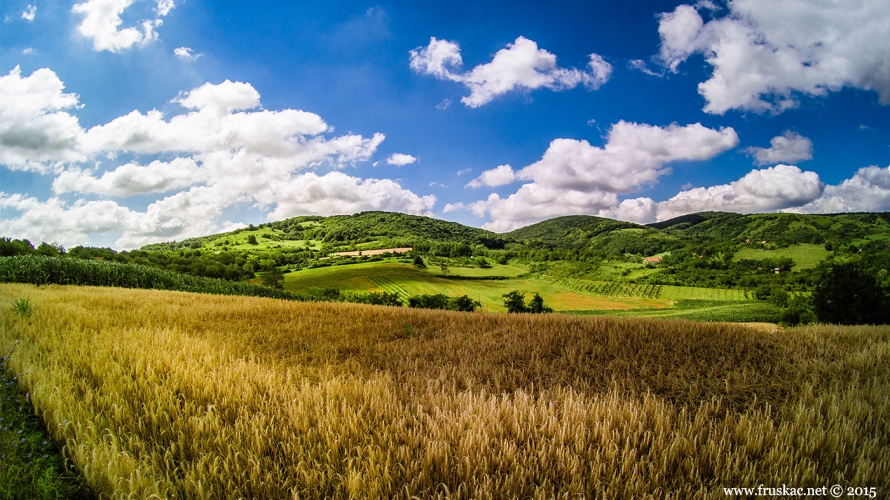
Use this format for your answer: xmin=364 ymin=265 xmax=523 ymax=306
xmin=657 ymin=0 xmax=890 ymax=114
xmin=462 ymin=186 xmax=619 ymax=232
xmin=0 ymin=66 xmax=86 ymax=171
xmin=0 ymin=69 xmax=441 ymax=248
xmin=410 ymin=36 xmax=612 ymax=107
xmin=174 ymin=47 xmax=200 ymax=60
xmin=385 ymin=153 xmax=417 ymax=166
xmin=52 ymin=158 xmax=204 ymax=197
xmin=745 ymin=131 xmax=813 ymax=166
xmin=789 ymin=165 xmax=890 ymax=213
xmin=220 ymin=221 xmax=247 ymax=233
xmin=156 ymin=0 xmax=174 ymax=16
xmin=654 ymin=165 xmax=824 ymax=221
xmin=517 ymin=121 xmax=739 ymax=194
xmin=466 ymin=164 xmax=515 ymax=188
xmin=613 ymin=197 xmax=658 ymax=224
xmin=22 ymin=48 xmax=37 ymax=55
xmin=264 ymin=172 xmax=436 ymax=221
xmin=456 ymin=168 xmax=472 ymax=176
xmin=72 ymin=0 xmax=175 ymax=53
xmin=454 ymin=121 xmax=738 ymax=231
xmin=21 ymin=4 xmax=36 ymax=22
xmin=628 ymin=59 xmax=662 ymax=77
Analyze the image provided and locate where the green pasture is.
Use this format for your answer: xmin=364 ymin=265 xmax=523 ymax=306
xmin=283 ymin=260 xmax=768 ymax=317
xmin=732 ymin=243 xmax=831 ymax=270
xmin=204 ymin=227 xmax=322 ymax=251
xmin=424 ymin=263 xmax=528 ymax=278
xmin=284 ymin=261 xmax=672 ymax=312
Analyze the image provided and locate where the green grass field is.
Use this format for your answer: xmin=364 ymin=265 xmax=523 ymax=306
xmin=284 ymin=261 xmax=673 ymax=312
xmin=732 ymin=243 xmax=831 ymax=270
xmin=282 ymin=260 xmax=771 ymax=318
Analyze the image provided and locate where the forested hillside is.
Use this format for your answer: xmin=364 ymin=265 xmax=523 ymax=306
xmin=2 ymin=210 xmax=889 ymax=301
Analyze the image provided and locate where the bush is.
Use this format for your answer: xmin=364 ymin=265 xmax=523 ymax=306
xmin=813 ymin=263 xmax=888 ymax=325
xmin=408 ymin=294 xmax=480 ymax=312
xmin=502 ymin=291 xmax=551 ymax=314
xmin=412 ymin=255 xmax=427 ymax=270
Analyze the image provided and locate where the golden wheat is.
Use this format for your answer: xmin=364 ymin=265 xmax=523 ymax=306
xmin=1 ymin=283 xmax=888 ymax=499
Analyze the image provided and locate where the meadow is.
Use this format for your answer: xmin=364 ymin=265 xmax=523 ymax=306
xmin=284 ymin=261 xmax=673 ymax=312
xmin=732 ymin=243 xmax=832 ymax=270
xmin=2 ymin=283 xmax=888 ymax=498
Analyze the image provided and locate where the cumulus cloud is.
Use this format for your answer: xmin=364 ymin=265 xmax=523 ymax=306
xmin=265 ymin=172 xmax=436 ymax=220
xmin=453 ymin=121 xmax=738 ymax=231
xmin=174 ymin=47 xmax=200 ymax=60
xmin=517 ymin=121 xmax=739 ymax=194
xmin=52 ymin=158 xmax=204 ymax=197
xmin=466 ymin=164 xmax=515 ymax=188
xmin=745 ymin=131 xmax=813 ymax=166
xmin=613 ymin=197 xmax=658 ymax=224
xmin=657 ymin=0 xmax=890 ymax=114
xmin=0 ymin=193 xmax=141 ymax=247
xmin=21 ymin=4 xmax=36 ymax=22
xmin=410 ymin=36 xmax=612 ymax=107
xmin=385 ymin=153 xmax=417 ymax=166
xmin=0 ymin=66 xmax=86 ymax=171
xmin=789 ymin=165 xmax=890 ymax=213
xmin=0 ymin=68 xmax=438 ymax=248
xmin=72 ymin=0 xmax=175 ymax=52
xmin=654 ymin=165 xmax=824 ymax=221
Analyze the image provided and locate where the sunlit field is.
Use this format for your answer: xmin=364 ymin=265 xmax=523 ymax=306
xmin=2 ymin=283 xmax=888 ymax=499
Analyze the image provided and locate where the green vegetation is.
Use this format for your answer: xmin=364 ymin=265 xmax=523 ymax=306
xmin=3 ymin=210 xmax=889 ymax=324
xmin=10 ymin=297 xmax=32 ymax=318
xmin=732 ymin=243 xmax=831 ymax=270
xmin=0 ymin=255 xmax=304 ymax=302
xmin=408 ymin=293 xmax=480 ymax=312
xmin=502 ymin=290 xmax=552 ymax=313
xmin=813 ymin=262 xmax=889 ymax=325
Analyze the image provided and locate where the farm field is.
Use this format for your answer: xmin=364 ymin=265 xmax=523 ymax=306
xmin=732 ymin=243 xmax=832 ymax=270
xmin=1 ymin=283 xmax=888 ymax=498
xmin=284 ymin=261 xmax=673 ymax=312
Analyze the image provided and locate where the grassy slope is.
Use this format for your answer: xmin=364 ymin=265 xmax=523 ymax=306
xmin=732 ymin=243 xmax=832 ymax=270
xmin=2 ymin=283 xmax=888 ymax=498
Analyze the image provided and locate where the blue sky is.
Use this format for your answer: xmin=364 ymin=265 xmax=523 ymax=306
xmin=1 ymin=0 xmax=889 ymax=248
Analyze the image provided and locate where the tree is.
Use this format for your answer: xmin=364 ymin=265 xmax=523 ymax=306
xmin=247 ymin=235 xmax=258 ymax=245
xmin=502 ymin=291 xmax=527 ymax=313
xmin=527 ymin=293 xmax=552 ymax=313
xmin=259 ymin=267 xmax=284 ymax=289
xmin=813 ymin=263 xmax=888 ymax=325
xmin=412 ymin=255 xmax=427 ymax=269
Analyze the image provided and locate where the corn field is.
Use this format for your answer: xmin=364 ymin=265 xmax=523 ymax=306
xmin=0 ymin=255 xmax=302 ymax=301
xmin=1 ymin=283 xmax=888 ymax=499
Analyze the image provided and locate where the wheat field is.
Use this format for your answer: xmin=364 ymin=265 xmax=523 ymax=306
xmin=1 ymin=283 xmax=888 ymax=499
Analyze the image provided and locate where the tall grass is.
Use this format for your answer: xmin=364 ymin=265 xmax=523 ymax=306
xmin=0 ymin=255 xmax=303 ymax=301
xmin=1 ymin=283 xmax=888 ymax=499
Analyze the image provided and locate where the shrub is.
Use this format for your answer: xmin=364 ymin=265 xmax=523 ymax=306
xmin=408 ymin=294 xmax=480 ymax=312
xmin=412 ymin=256 xmax=427 ymax=270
